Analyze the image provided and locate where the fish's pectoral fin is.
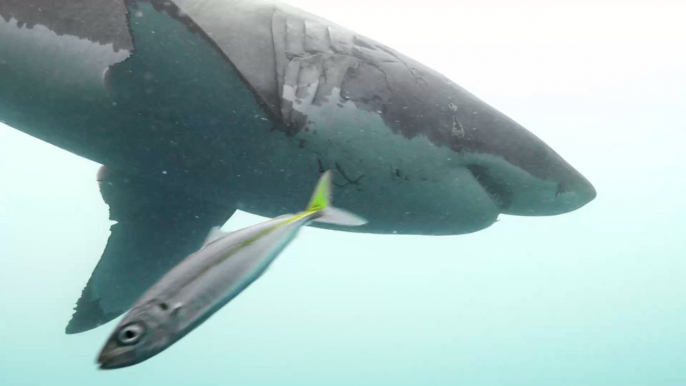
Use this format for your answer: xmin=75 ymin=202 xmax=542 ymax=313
xmin=65 ymin=166 xmax=235 ymax=334
xmin=201 ymin=226 xmax=230 ymax=248
xmin=170 ymin=303 xmax=184 ymax=318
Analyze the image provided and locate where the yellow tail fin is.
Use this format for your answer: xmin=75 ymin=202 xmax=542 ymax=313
xmin=305 ymin=171 xmax=332 ymax=212
xmin=305 ymin=171 xmax=367 ymax=227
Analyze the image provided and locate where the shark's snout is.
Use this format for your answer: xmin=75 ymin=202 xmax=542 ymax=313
xmin=555 ymin=171 xmax=597 ymax=212
xmin=506 ymin=156 xmax=596 ymax=216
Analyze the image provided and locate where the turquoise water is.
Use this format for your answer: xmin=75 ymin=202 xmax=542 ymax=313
xmin=1 ymin=0 xmax=685 ymax=384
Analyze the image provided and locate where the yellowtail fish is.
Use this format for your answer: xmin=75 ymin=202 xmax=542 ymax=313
xmin=97 ymin=171 xmax=366 ymax=369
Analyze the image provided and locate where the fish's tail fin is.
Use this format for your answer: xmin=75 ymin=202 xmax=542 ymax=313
xmin=306 ymin=171 xmax=367 ymax=227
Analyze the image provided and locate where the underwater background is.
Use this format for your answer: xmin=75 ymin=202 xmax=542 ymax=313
xmin=1 ymin=0 xmax=684 ymax=384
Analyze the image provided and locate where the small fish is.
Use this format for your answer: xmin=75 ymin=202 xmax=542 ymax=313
xmin=97 ymin=171 xmax=366 ymax=369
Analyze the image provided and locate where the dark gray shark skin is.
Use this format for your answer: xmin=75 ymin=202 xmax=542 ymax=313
xmin=0 ymin=0 xmax=596 ymax=334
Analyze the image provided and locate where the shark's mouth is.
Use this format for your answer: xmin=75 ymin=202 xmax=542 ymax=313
xmin=467 ymin=164 xmax=513 ymax=211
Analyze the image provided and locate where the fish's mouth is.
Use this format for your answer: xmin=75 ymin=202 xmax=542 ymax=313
xmin=97 ymin=353 xmax=123 ymax=370
xmin=97 ymin=358 xmax=117 ymax=370
xmin=97 ymin=355 xmax=118 ymax=370
xmin=97 ymin=344 xmax=137 ymax=370
xmin=97 ymin=354 xmax=134 ymax=370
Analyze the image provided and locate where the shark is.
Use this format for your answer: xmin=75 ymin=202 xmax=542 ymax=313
xmin=0 ymin=0 xmax=596 ymax=334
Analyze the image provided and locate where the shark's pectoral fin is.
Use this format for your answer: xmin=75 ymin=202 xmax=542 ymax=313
xmin=65 ymin=166 xmax=235 ymax=334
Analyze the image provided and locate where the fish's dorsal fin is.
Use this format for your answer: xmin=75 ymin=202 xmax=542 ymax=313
xmin=202 ymin=226 xmax=229 ymax=247
xmin=305 ymin=171 xmax=368 ymax=227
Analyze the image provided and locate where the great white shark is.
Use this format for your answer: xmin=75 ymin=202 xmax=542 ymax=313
xmin=0 ymin=0 xmax=596 ymax=334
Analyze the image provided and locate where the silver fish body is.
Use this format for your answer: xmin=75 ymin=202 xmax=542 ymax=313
xmin=97 ymin=171 xmax=364 ymax=369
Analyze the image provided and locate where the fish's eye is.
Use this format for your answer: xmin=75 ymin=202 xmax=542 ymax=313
xmin=117 ymin=323 xmax=145 ymax=345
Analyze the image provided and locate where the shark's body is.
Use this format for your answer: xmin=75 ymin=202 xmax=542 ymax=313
xmin=0 ymin=0 xmax=596 ymax=334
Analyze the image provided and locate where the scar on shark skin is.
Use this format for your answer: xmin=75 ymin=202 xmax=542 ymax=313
xmin=314 ymin=159 xmax=363 ymax=188
xmin=334 ymin=161 xmax=364 ymax=188
xmin=388 ymin=164 xmax=409 ymax=181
